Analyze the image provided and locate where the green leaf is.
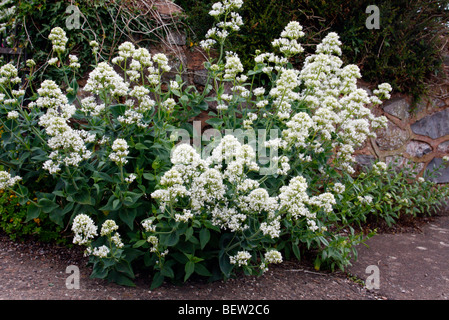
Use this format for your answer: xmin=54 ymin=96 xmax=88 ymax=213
xmin=99 ymin=195 xmax=120 ymax=211
xmin=73 ymin=190 xmax=94 ymax=205
xmin=160 ymin=230 xmax=179 ymax=247
xmin=185 ymin=226 xmax=193 ymax=241
xmin=184 ymin=261 xmax=195 ymax=282
xmin=161 ymin=265 xmax=175 ymax=279
xmin=26 ymin=203 xmax=41 ymax=222
xmin=219 ymin=250 xmax=233 ymax=278
xmin=292 ymin=243 xmax=301 ymax=261
xmin=150 ymin=272 xmax=164 ymax=290
xmin=49 ymin=208 xmax=65 ymax=227
xmin=115 ymin=260 xmax=135 ymax=279
xmin=132 ymin=239 xmax=147 ymax=248
xmin=38 ymin=198 xmax=59 ymax=214
xmin=195 ymin=263 xmax=212 ymax=277
xmin=205 ymin=118 xmax=224 ymax=127
xmin=135 ymin=143 xmax=149 ymax=150
xmin=199 ymin=228 xmax=210 ymax=250
xmin=119 ymin=209 xmax=137 ymax=230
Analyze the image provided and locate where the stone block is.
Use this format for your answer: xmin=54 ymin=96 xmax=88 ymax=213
xmin=411 ymin=109 xmax=449 ymax=139
xmin=406 ymin=140 xmax=432 ymax=158
xmin=193 ymin=69 xmax=208 ymax=86
xmin=425 ymin=157 xmax=449 ymax=183
xmin=382 ymin=97 xmax=410 ymax=120
xmin=166 ymin=30 xmax=186 ymax=46
xmin=375 ymin=121 xmax=409 ymax=151
xmin=437 ymin=141 xmax=449 ymax=153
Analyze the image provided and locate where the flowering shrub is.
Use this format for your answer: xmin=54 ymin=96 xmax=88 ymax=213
xmin=1 ymin=0 xmax=448 ymax=287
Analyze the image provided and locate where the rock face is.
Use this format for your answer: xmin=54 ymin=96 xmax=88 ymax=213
xmin=411 ymin=109 xmax=449 ymax=139
xmin=438 ymin=141 xmax=449 ymax=153
xmin=382 ymin=98 xmax=410 ymax=120
xmin=425 ymin=158 xmax=449 ymax=183
xmin=406 ymin=140 xmax=432 ymax=158
xmin=375 ymin=122 xmax=409 ymax=151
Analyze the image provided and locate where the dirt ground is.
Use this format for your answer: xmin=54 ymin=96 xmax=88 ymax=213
xmin=0 ymin=232 xmax=382 ymax=301
xmin=0 ymin=213 xmax=444 ymax=301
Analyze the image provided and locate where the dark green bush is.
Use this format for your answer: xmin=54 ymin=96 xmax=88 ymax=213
xmin=176 ymin=0 xmax=449 ymax=100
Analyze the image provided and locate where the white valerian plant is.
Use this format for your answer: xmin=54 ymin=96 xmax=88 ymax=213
xmin=4 ymin=0 xmax=446 ymax=290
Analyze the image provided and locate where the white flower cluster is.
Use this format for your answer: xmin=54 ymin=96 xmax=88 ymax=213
xmin=229 ymin=250 xmax=252 ymax=266
xmin=152 ymin=136 xmax=260 ymax=232
xmin=48 ymin=27 xmax=68 ymax=54
xmin=255 ymin=24 xmax=392 ymax=174
xmin=7 ymin=110 xmax=18 ymax=119
xmin=80 ymin=96 xmax=106 ymax=117
xmin=272 ymin=21 xmax=305 ymax=57
xmin=72 ymin=214 xmax=98 ymax=246
xmin=373 ymin=161 xmax=387 ymax=175
xmin=279 ymin=176 xmax=335 ymax=231
xmin=259 ymin=249 xmax=283 ymax=273
xmin=0 ymin=171 xmax=22 ymax=190
xmin=100 ymin=219 xmax=124 ymax=248
xmin=36 ymin=80 xmax=92 ymax=173
xmin=109 ymin=138 xmax=129 ymax=166
xmin=200 ymin=0 xmax=244 ymax=50
xmin=84 ymin=62 xmax=129 ymax=97
xmin=153 ymin=135 xmax=336 ymax=236
xmin=0 ymin=63 xmax=21 ymax=86
xmin=72 ymin=215 xmax=124 ymax=258
xmin=68 ymin=55 xmax=80 ymax=69
xmin=224 ymin=51 xmax=244 ymax=80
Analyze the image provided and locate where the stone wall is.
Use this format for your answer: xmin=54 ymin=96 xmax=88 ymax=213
xmin=355 ymin=49 xmax=449 ymax=182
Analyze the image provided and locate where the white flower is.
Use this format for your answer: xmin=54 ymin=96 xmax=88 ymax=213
xmin=84 ymin=62 xmax=129 ymax=97
xmin=109 ymin=138 xmax=129 ymax=165
xmin=72 ymin=214 xmax=98 ymax=246
xmin=7 ymin=110 xmax=18 ymax=119
xmin=229 ymin=250 xmax=252 ymax=267
xmin=92 ymin=245 xmax=109 ymax=258
xmin=48 ymin=27 xmax=68 ymax=53
xmin=111 ymin=233 xmax=124 ymax=248
xmin=174 ymin=209 xmax=194 ymax=223
xmin=100 ymin=220 xmax=119 ymax=236
xmin=69 ymin=55 xmax=80 ymax=69
xmin=280 ymin=21 xmax=305 ymax=40
xmin=142 ymin=219 xmax=156 ymax=233
xmin=125 ymin=173 xmax=137 ymax=184
xmin=253 ymin=87 xmax=265 ymax=96
xmin=161 ymin=98 xmax=176 ymax=112
xmin=0 ymin=171 xmax=22 ymax=190
xmin=264 ymin=250 xmax=283 ymax=264
xmin=224 ymin=52 xmax=244 ymax=80
xmin=26 ymin=59 xmax=36 ymax=68
xmin=48 ymin=57 xmax=59 ymax=66
xmin=332 ymin=182 xmax=345 ymax=194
